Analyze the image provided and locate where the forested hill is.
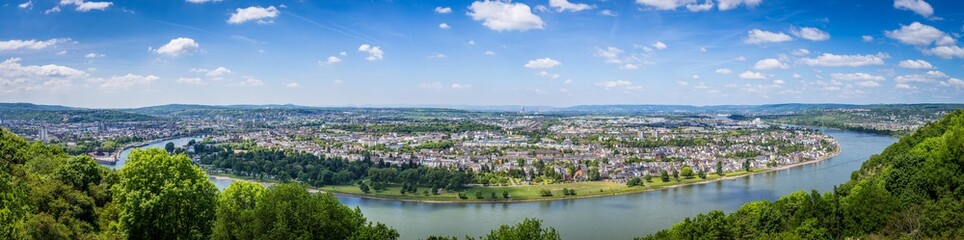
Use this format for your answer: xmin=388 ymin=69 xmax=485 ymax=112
xmin=640 ymin=110 xmax=964 ymax=239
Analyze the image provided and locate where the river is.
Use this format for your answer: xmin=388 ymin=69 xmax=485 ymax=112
xmin=102 ymin=136 xmax=235 ymax=189
xmin=104 ymin=130 xmax=895 ymax=240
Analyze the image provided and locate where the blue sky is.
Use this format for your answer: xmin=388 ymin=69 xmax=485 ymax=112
xmin=1 ymin=0 xmax=963 ymax=108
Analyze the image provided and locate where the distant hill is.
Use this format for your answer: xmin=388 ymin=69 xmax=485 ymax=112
xmin=0 ymin=102 xmax=81 ymax=111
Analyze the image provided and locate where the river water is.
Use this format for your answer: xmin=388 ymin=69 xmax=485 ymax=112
xmin=105 ymin=130 xmax=895 ymax=240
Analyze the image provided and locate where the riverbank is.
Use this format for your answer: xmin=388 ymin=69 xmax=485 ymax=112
xmin=207 ymin=145 xmax=842 ymax=203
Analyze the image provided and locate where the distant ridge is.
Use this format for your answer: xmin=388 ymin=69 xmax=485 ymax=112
xmin=0 ymin=102 xmax=82 ymax=111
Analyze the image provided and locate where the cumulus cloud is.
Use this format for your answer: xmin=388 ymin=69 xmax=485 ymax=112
xmin=94 ymin=74 xmax=159 ymax=92
xmin=285 ymin=82 xmax=300 ymax=88
xmin=236 ymin=77 xmax=264 ymax=87
xmin=0 ymin=38 xmax=71 ymax=51
xmin=717 ymin=0 xmax=763 ymax=11
xmin=898 ymin=59 xmax=934 ymax=69
xmin=745 ymin=29 xmax=793 ymax=44
xmin=484 ymin=50 xmax=496 ymax=56
xmin=885 ymin=22 xmax=954 ymax=47
xmin=686 ymin=1 xmax=713 ymax=11
xmin=468 ymin=1 xmax=544 ymax=31
xmin=595 ymin=80 xmax=642 ymax=91
xmin=18 ymin=1 xmax=32 ymax=9
xmin=895 ymin=70 xmax=948 ymax=84
xmin=322 ymin=56 xmax=342 ymax=65
xmin=0 ymin=58 xmax=88 ymax=94
xmin=186 ymin=0 xmax=222 ymax=3
xmin=549 ymin=0 xmax=594 ymax=12
xmin=652 ymin=41 xmax=668 ymax=50
xmin=830 ymin=72 xmax=886 ymax=88
xmin=59 ymin=0 xmax=113 ymax=12
xmin=754 ymin=58 xmax=788 ymax=70
xmin=44 ymin=6 xmax=61 ymax=14
xmin=893 ymin=0 xmax=933 ymax=18
xmin=790 ymin=27 xmax=830 ymax=41
xmin=635 ymin=0 xmax=695 ymax=10
xmin=154 ymin=37 xmax=199 ymax=57
xmin=228 ymin=6 xmax=280 ymax=25
xmin=176 ymin=77 xmax=204 ymax=85
xmin=947 ymin=78 xmax=964 ymax=87
xmin=739 ymin=71 xmax=766 ymax=79
xmin=439 ymin=23 xmax=451 ymax=29
xmin=524 ymin=58 xmax=561 ymax=68
xmin=928 ymin=45 xmax=964 ymax=59
xmin=715 ymin=68 xmax=733 ymax=74
xmin=434 ymin=6 xmax=452 ymax=14
xmin=451 ymin=83 xmax=472 ymax=89
xmin=535 ymin=71 xmax=560 ymax=79
xmin=206 ymin=67 xmax=231 ymax=77
xmin=358 ymin=44 xmax=384 ymax=61
xmin=799 ymin=53 xmax=887 ymax=67
xmin=862 ymin=35 xmax=874 ymax=42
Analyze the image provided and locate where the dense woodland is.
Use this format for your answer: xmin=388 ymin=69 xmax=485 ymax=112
xmin=639 ymin=110 xmax=964 ymax=239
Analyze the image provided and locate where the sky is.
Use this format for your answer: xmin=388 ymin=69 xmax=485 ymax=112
xmin=1 ymin=0 xmax=963 ymax=108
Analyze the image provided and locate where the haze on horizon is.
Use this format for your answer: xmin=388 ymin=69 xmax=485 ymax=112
xmin=2 ymin=0 xmax=963 ymax=108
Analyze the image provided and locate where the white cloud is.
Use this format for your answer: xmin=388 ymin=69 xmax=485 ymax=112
xmin=773 ymin=79 xmax=785 ymax=85
xmin=799 ymin=53 xmax=887 ymax=67
xmin=635 ymin=0 xmax=695 ymax=10
xmin=595 ymin=80 xmax=642 ymax=91
xmin=595 ymin=47 xmax=623 ymax=64
xmin=947 ymin=78 xmax=964 ymax=87
xmin=862 ymin=35 xmax=874 ymax=42
xmin=333 ymin=79 xmax=344 ymax=84
xmin=84 ymin=53 xmax=104 ymax=58
xmin=739 ymin=71 xmax=766 ymax=79
xmin=439 ymin=23 xmax=451 ymax=29
xmin=468 ymin=1 xmax=544 ymax=32
xmin=754 ymin=58 xmax=788 ymax=70
xmin=323 ymin=56 xmax=342 ymax=65
xmin=715 ymin=68 xmax=733 ymax=74
xmin=717 ymin=0 xmax=763 ymax=11
xmin=896 ymin=83 xmax=914 ymax=89
xmin=484 ymin=50 xmax=496 ymax=56
xmin=44 ymin=6 xmax=61 ymax=14
xmin=418 ymin=82 xmax=444 ymax=89
xmin=94 ymin=74 xmax=159 ymax=92
xmin=524 ymin=58 xmax=561 ymax=69
xmin=285 ymin=82 xmax=300 ymax=88
xmin=59 ymin=0 xmax=113 ymax=12
xmin=652 ymin=41 xmax=668 ymax=50
xmin=928 ymin=45 xmax=964 ymax=59
xmin=895 ymin=70 xmax=948 ymax=84
xmin=677 ymin=81 xmax=690 ymax=86
xmin=790 ymin=27 xmax=830 ymax=41
xmin=898 ymin=59 xmax=934 ymax=69
xmin=685 ymin=1 xmax=713 ymax=12
xmin=358 ymin=44 xmax=384 ymax=61
xmin=177 ymin=77 xmax=204 ymax=85
xmin=18 ymin=1 xmax=32 ymax=9
xmin=893 ymin=0 xmax=933 ymax=18
xmin=830 ymin=72 xmax=885 ymax=82
xmin=535 ymin=71 xmax=560 ymax=79
xmin=186 ymin=0 xmax=221 ymax=3
xmin=155 ymin=38 xmax=199 ymax=57
xmin=434 ymin=6 xmax=452 ymax=14
xmin=0 ymin=58 xmax=88 ymax=94
xmin=236 ymin=77 xmax=264 ymax=87
xmin=468 ymin=40 xmax=476 ymax=45
xmin=744 ymin=29 xmax=792 ymax=44
xmin=206 ymin=67 xmax=231 ymax=77
xmin=885 ymin=22 xmax=953 ymax=47
xmin=549 ymin=0 xmax=594 ymax=12
xmin=0 ymin=38 xmax=70 ymax=51
xmin=451 ymin=83 xmax=472 ymax=89
xmin=599 ymin=9 xmax=616 ymax=16
xmin=227 ymin=6 xmax=280 ymax=25
xmin=56 ymin=50 xmax=67 ymax=55
xmin=428 ymin=53 xmax=446 ymax=59
xmin=791 ymin=48 xmax=810 ymax=56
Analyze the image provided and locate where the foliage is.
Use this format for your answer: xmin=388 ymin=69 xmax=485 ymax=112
xmin=640 ymin=110 xmax=964 ymax=239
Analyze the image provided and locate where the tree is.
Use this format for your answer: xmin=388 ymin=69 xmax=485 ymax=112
xmin=212 ymin=181 xmax=265 ymax=240
xmin=484 ymin=218 xmax=560 ymax=240
xmin=743 ymin=159 xmax=752 ymax=172
xmin=672 ymin=169 xmax=680 ymax=181
xmin=165 ymin=142 xmax=175 ymax=153
xmin=502 ymin=190 xmax=510 ymax=199
xmin=360 ymin=183 xmax=370 ymax=193
xmin=660 ymin=170 xmax=670 ymax=182
xmin=252 ymin=183 xmax=397 ymax=240
xmin=680 ymin=166 xmax=694 ymax=179
xmin=627 ymin=177 xmax=642 ymax=187
xmin=716 ymin=161 xmax=724 ymax=176
xmin=114 ymin=148 xmax=219 ymax=239
xmin=644 ymin=174 xmax=653 ymax=182
xmin=475 ymin=191 xmax=484 ymax=199
xmin=697 ymin=169 xmax=707 ymax=179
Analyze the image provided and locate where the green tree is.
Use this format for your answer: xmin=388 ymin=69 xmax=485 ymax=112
xmin=644 ymin=174 xmax=653 ymax=182
xmin=484 ymin=218 xmax=560 ymax=240
xmin=502 ymin=190 xmax=510 ymax=199
xmin=743 ymin=159 xmax=751 ymax=172
xmin=680 ymin=166 xmax=694 ymax=179
xmin=660 ymin=170 xmax=670 ymax=182
xmin=715 ymin=161 xmax=724 ymax=176
xmin=212 ymin=181 xmax=265 ymax=240
xmin=697 ymin=169 xmax=706 ymax=179
xmin=114 ymin=148 xmax=219 ymax=239
xmin=251 ymin=183 xmax=397 ymax=240
xmin=360 ymin=182 xmax=370 ymax=193
xmin=164 ymin=142 xmax=175 ymax=154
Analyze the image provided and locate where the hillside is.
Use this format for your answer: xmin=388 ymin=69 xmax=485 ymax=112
xmin=639 ymin=110 xmax=964 ymax=239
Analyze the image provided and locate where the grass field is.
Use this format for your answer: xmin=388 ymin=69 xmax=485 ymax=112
xmin=318 ymin=170 xmax=757 ymax=202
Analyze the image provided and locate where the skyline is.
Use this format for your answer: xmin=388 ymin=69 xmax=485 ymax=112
xmin=2 ymin=0 xmax=964 ymax=108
